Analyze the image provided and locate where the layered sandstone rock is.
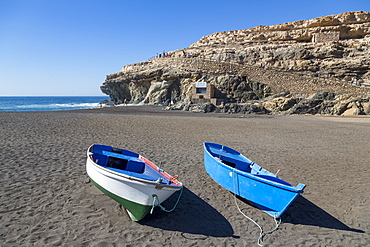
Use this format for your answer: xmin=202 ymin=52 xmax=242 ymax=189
xmin=179 ymin=11 xmax=370 ymax=83
xmin=191 ymin=11 xmax=370 ymax=45
xmin=101 ymin=11 xmax=370 ymax=115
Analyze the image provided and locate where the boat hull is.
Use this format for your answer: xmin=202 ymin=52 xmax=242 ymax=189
xmin=204 ymin=142 xmax=305 ymax=218
xmin=86 ymin=146 xmax=182 ymax=221
xmin=88 ymin=175 xmax=152 ymax=221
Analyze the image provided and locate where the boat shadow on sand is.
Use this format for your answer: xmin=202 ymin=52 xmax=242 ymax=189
xmin=139 ymin=187 xmax=237 ymax=239
xmin=282 ymin=196 xmax=365 ymax=233
xmin=140 ymin=190 xmax=365 ymax=238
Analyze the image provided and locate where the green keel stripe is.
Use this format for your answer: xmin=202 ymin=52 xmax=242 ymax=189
xmin=89 ymin=177 xmax=152 ymax=221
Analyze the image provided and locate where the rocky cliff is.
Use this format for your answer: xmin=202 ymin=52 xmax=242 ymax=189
xmin=101 ymin=11 xmax=370 ymax=115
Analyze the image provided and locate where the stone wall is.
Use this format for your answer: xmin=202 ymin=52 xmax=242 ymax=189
xmin=312 ymin=32 xmax=340 ymax=43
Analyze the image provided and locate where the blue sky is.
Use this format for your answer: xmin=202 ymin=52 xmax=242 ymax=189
xmin=0 ymin=0 xmax=368 ymax=96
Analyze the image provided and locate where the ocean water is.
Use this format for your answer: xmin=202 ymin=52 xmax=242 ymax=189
xmin=0 ymin=96 xmax=110 ymax=112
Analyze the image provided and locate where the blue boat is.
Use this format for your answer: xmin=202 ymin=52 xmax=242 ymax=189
xmin=203 ymin=142 xmax=305 ymax=218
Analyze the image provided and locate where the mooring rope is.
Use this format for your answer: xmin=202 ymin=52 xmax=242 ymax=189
xmin=233 ymin=170 xmax=281 ymax=246
xmin=151 ymin=186 xmax=183 ymax=214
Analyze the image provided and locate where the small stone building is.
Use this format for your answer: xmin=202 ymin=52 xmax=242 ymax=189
xmin=191 ymin=81 xmax=219 ymax=104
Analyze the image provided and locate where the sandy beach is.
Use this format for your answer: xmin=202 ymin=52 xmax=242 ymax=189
xmin=1 ymin=106 xmax=369 ymax=246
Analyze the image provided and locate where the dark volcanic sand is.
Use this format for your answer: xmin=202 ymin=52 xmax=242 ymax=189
xmin=1 ymin=106 xmax=369 ymax=246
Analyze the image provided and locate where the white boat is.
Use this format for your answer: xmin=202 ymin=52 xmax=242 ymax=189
xmin=86 ymin=144 xmax=183 ymax=221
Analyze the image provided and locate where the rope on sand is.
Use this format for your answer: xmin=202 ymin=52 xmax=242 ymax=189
xmin=151 ymin=186 xmax=183 ymax=214
xmin=233 ymin=171 xmax=281 ymax=246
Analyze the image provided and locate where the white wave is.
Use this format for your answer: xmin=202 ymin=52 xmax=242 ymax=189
xmin=0 ymin=96 xmax=110 ymax=112
xmin=10 ymin=102 xmax=100 ymax=111
xmin=54 ymin=103 xmax=100 ymax=108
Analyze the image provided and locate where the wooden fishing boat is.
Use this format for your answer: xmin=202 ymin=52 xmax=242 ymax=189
xmin=86 ymin=144 xmax=183 ymax=221
xmin=203 ymin=142 xmax=305 ymax=218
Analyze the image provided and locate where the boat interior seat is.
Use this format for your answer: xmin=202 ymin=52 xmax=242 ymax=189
xmin=126 ymin=160 xmax=145 ymax=173
xmin=221 ymin=156 xmax=252 ymax=173
xmin=106 ymin=157 xmax=128 ymax=170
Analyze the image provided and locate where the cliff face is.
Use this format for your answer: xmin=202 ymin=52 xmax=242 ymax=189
xmin=101 ymin=11 xmax=370 ymax=115
xmin=100 ymin=58 xmax=272 ymax=104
